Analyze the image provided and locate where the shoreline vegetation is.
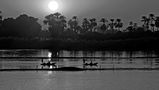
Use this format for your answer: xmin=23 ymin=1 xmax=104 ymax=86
xmin=0 ymin=11 xmax=159 ymax=51
xmin=0 ymin=37 xmax=159 ymax=51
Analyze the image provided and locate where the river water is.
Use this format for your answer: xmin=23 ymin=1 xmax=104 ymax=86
xmin=0 ymin=49 xmax=159 ymax=90
xmin=0 ymin=49 xmax=159 ymax=69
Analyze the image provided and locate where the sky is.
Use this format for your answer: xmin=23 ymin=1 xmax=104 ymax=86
xmin=0 ymin=0 xmax=159 ymax=27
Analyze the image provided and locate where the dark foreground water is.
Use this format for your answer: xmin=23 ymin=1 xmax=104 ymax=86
xmin=0 ymin=49 xmax=159 ymax=90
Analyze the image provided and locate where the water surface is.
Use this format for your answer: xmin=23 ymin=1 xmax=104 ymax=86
xmin=0 ymin=49 xmax=159 ymax=69
xmin=0 ymin=50 xmax=159 ymax=90
xmin=0 ymin=71 xmax=159 ymax=90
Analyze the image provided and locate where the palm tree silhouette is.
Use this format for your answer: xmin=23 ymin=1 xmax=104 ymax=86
xmin=72 ymin=16 xmax=78 ymax=32
xmin=100 ymin=18 xmax=108 ymax=33
xmin=82 ymin=18 xmax=90 ymax=33
xmin=133 ymin=23 xmax=138 ymax=30
xmin=0 ymin=11 xmax=2 ymax=28
xmin=53 ymin=12 xmax=61 ymax=19
xmin=68 ymin=16 xmax=79 ymax=33
xmin=115 ymin=19 xmax=123 ymax=31
xmin=109 ymin=19 xmax=115 ymax=32
xmin=68 ymin=19 xmax=73 ymax=30
xmin=43 ymin=12 xmax=67 ymax=35
xmin=72 ymin=16 xmax=77 ymax=20
xmin=149 ymin=14 xmax=155 ymax=32
xmin=126 ymin=21 xmax=134 ymax=32
xmin=155 ymin=16 xmax=159 ymax=31
xmin=0 ymin=11 xmax=2 ymax=19
xmin=90 ymin=18 xmax=97 ymax=32
xmin=100 ymin=18 xmax=107 ymax=24
xmin=141 ymin=16 xmax=150 ymax=31
xmin=59 ymin=15 xmax=67 ymax=31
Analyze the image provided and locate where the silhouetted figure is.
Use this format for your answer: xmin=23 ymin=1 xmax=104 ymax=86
xmin=83 ymin=59 xmax=98 ymax=68
xmin=41 ymin=59 xmax=44 ymax=63
xmin=41 ymin=60 xmax=57 ymax=69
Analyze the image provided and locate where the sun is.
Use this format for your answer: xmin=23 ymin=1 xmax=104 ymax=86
xmin=48 ymin=1 xmax=59 ymax=11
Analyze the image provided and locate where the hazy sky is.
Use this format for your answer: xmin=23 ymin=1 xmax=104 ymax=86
xmin=0 ymin=0 xmax=159 ymax=26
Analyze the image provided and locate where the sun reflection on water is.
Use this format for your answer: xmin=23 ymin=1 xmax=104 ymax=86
xmin=48 ymin=52 xmax=52 ymax=61
xmin=48 ymin=52 xmax=52 ymax=58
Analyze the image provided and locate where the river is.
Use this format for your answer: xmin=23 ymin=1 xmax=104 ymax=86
xmin=0 ymin=49 xmax=159 ymax=90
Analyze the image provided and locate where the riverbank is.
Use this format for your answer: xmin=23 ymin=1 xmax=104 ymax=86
xmin=0 ymin=37 xmax=159 ymax=51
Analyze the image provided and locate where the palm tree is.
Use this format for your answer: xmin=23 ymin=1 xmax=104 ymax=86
xmin=53 ymin=12 xmax=61 ymax=19
xmin=109 ymin=19 xmax=115 ymax=31
xmin=0 ymin=11 xmax=2 ymax=28
xmin=43 ymin=12 xmax=66 ymax=35
xmin=110 ymin=19 xmax=114 ymax=23
xmin=151 ymin=24 xmax=155 ymax=31
xmin=115 ymin=19 xmax=123 ymax=31
xmin=129 ymin=21 xmax=133 ymax=26
xmin=141 ymin=16 xmax=150 ymax=31
xmin=68 ymin=19 xmax=73 ymax=30
xmin=100 ymin=18 xmax=108 ymax=32
xmin=68 ymin=16 xmax=79 ymax=33
xmin=149 ymin=14 xmax=155 ymax=32
xmin=82 ymin=18 xmax=90 ymax=33
xmin=90 ymin=18 xmax=97 ymax=32
xmin=149 ymin=14 xmax=155 ymax=20
xmin=72 ymin=16 xmax=78 ymax=32
xmin=72 ymin=16 xmax=77 ymax=20
xmin=155 ymin=16 xmax=159 ymax=31
xmin=141 ymin=16 xmax=147 ymax=28
xmin=100 ymin=18 xmax=107 ymax=24
xmin=0 ymin=11 xmax=2 ymax=20
xmin=59 ymin=15 xmax=67 ymax=31
xmin=133 ymin=23 xmax=138 ymax=30
xmin=76 ymin=25 xmax=82 ymax=34
xmin=127 ymin=21 xmax=134 ymax=32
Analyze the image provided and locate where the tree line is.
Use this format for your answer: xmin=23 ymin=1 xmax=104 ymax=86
xmin=0 ymin=11 xmax=159 ymax=40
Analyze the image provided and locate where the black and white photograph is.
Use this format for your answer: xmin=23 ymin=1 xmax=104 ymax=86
xmin=0 ymin=0 xmax=159 ymax=90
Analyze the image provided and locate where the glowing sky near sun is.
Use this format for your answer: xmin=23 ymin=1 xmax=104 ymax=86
xmin=0 ymin=0 xmax=159 ymax=25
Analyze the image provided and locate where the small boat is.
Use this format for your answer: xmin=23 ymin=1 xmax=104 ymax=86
xmin=41 ymin=62 xmax=56 ymax=68
xmin=83 ymin=61 xmax=98 ymax=66
xmin=41 ymin=62 xmax=56 ymax=66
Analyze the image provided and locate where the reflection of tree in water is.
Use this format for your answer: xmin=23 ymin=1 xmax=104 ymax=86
xmin=84 ymin=51 xmax=95 ymax=57
xmin=114 ymin=51 xmax=123 ymax=57
xmin=0 ymin=51 xmax=16 ymax=56
xmin=83 ymin=51 xmax=88 ymax=57
xmin=142 ymin=51 xmax=159 ymax=68
xmin=101 ymin=51 xmax=106 ymax=61
xmin=49 ymin=50 xmax=60 ymax=57
xmin=16 ymin=50 xmax=39 ymax=56
xmin=51 ymin=51 xmax=59 ymax=57
xmin=0 ymin=50 xmax=39 ymax=57
xmin=0 ymin=61 xmax=2 ymax=69
xmin=70 ymin=51 xmax=79 ymax=57
xmin=142 ymin=51 xmax=155 ymax=57
xmin=49 ymin=50 xmax=60 ymax=62
xmin=149 ymin=51 xmax=159 ymax=67
xmin=154 ymin=51 xmax=159 ymax=57
xmin=154 ymin=59 xmax=159 ymax=66
xmin=126 ymin=51 xmax=134 ymax=58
